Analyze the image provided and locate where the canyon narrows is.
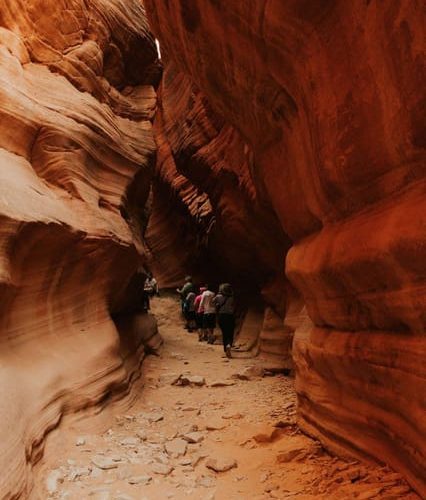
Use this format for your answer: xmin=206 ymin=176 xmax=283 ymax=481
xmin=0 ymin=0 xmax=425 ymax=499
xmin=144 ymin=0 xmax=426 ymax=496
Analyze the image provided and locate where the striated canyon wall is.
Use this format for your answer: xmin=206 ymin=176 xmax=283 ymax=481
xmin=145 ymin=0 xmax=426 ymax=494
xmin=145 ymin=61 xmax=297 ymax=364
xmin=0 ymin=1 xmax=161 ymax=497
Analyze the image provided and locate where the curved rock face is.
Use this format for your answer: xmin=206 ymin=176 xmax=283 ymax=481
xmin=145 ymin=61 xmax=295 ymax=364
xmin=145 ymin=0 xmax=426 ymax=494
xmin=0 ymin=1 xmax=160 ymax=497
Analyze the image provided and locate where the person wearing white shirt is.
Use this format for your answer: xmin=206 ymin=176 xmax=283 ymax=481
xmin=199 ymin=286 xmax=216 ymax=344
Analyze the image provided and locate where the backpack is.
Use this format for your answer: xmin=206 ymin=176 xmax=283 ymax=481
xmin=183 ymin=298 xmax=190 ymax=314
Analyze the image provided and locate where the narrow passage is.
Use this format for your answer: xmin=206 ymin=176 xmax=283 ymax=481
xmin=36 ymin=296 xmax=419 ymax=500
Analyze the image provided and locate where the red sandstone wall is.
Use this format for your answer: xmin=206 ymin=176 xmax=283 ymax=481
xmin=145 ymin=0 xmax=426 ymax=494
xmin=145 ymin=62 xmax=295 ymax=366
xmin=0 ymin=1 xmax=160 ymax=497
xmin=146 ymin=63 xmax=289 ymax=292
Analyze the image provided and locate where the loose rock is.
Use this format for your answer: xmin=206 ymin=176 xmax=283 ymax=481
xmin=152 ymin=463 xmax=174 ymax=476
xmin=147 ymin=412 xmax=164 ymax=423
xmin=206 ymin=457 xmax=238 ymax=473
xmin=165 ymin=438 xmax=187 ymax=457
xmin=128 ymin=475 xmax=152 ymax=485
xmin=119 ymin=437 xmax=139 ymax=447
xmin=222 ymin=412 xmax=243 ymax=420
xmin=206 ymin=420 xmax=226 ymax=431
xmin=182 ymin=431 xmax=205 ymax=444
xmin=68 ymin=466 xmax=91 ymax=481
xmin=231 ymin=366 xmax=265 ymax=380
xmin=253 ymin=427 xmax=284 ymax=444
xmin=174 ymin=375 xmax=206 ymax=387
xmin=276 ymin=437 xmax=322 ymax=463
xmin=209 ymin=380 xmax=236 ymax=387
xmin=91 ymin=456 xmax=119 ymax=470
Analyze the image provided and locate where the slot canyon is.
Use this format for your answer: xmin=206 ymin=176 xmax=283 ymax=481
xmin=0 ymin=0 xmax=424 ymax=499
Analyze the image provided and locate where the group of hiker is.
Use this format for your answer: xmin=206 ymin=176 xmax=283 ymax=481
xmin=177 ymin=276 xmax=235 ymax=358
xmin=142 ymin=273 xmax=236 ymax=358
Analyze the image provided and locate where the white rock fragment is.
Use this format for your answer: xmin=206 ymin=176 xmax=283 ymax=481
xmin=46 ymin=469 xmax=64 ymax=494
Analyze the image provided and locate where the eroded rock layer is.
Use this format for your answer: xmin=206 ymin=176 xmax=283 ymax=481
xmin=145 ymin=61 xmax=295 ymax=365
xmin=145 ymin=0 xmax=426 ymax=494
xmin=0 ymin=1 xmax=160 ymax=497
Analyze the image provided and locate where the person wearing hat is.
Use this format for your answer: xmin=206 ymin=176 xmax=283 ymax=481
xmin=177 ymin=275 xmax=194 ymax=329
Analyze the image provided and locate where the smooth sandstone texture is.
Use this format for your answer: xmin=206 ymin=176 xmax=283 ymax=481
xmin=0 ymin=1 xmax=160 ymax=497
xmin=145 ymin=0 xmax=426 ymax=494
xmin=145 ymin=62 xmax=296 ymax=367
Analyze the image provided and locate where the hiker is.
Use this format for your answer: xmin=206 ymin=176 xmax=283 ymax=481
xmin=177 ymin=276 xmax=194 ymax=303
xmin=183 ymin=289 xmax=197 ymax=332
xmin=177 ymin=275 xmax=194 ymax=328
xmin=199 ymin=285 xmax=216 ymax=344
xmin=214 ymin=283 xmax=235 ymax=358
xmin=195 ymin=286 xmax=207 ymax=341
xmin=144 ymin=273 xmax=159 ymax=297
xmin=133 ymin=266 xmax=150 ymax=312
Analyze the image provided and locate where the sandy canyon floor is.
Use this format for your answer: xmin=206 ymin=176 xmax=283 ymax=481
xmin=34 ymin=296 xmax=420 ymax=500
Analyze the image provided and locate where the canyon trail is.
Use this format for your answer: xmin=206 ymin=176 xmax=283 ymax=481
xmin=34 ymin=296 xmax=419 ymax=500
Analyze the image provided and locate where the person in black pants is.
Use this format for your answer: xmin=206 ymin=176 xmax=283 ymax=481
xmin=213 ymin=283 xmax=235 ymax=358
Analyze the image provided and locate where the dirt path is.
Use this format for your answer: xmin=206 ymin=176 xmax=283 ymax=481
xmin=36 ymin=296 xmax=419 ymax=500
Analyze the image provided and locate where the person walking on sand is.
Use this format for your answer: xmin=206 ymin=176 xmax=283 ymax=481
xmin=195 ymin=286 xmax=207 ymax=341
xmin=144 ymin=272 xmax=159 ymax=297
xmin=199 ymin=285 xmax=216 ymax=344
xmin=183 ymin=289 xmax=197 ymax=332
xmin=177 ymin=275 xmax=194 ymax=328
xmin=214 ymin=283 xmax=235 ymax=358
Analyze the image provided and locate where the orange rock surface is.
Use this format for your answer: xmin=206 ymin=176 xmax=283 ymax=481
xmin=0 ymin=1 xmax=160 ymax=497
xmin=145 ymin=62 xmax=294 ymax=366
xmin=145 ymin=0 xmax=426 ymax=494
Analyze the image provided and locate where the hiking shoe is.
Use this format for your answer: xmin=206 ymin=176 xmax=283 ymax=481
xmin=225 ymin=345 xmax=232 ymax=358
